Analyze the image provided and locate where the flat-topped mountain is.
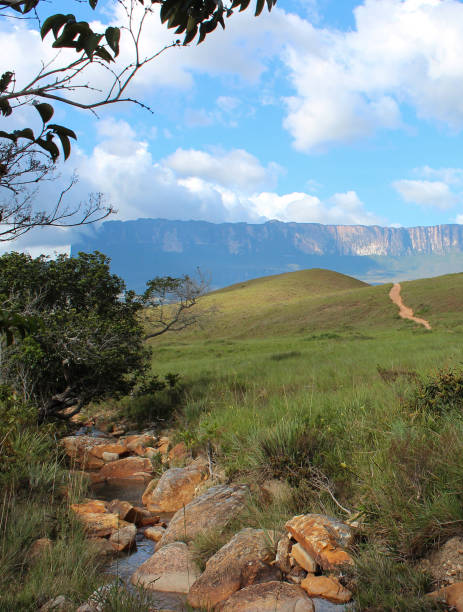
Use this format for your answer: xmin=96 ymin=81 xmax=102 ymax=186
xmin=72 ymin=219 xmax=463 ymax=291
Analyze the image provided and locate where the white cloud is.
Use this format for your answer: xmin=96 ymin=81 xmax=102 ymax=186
xmin=393 ymin=179 xmax=459 ymax=209
xmin=416 ymin=166 xmax=463 ymax=185
xmin=281 ymin=0 xmax=463 ymax=150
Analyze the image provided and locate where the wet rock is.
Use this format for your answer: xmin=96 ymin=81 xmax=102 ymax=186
xmin=98 ymin=456 xmax=153 ymax=480
xmin=291 ymin=543 xmax=317 ymax=573
xmin=71 ymin=499 xmax=108 ymax=515
xmin=109 ymin=523 xmax=137 ymax=552
xmin=301 ymin=575 xmax=352 ymax=604
xmin=131 ymin=541 xmax=200 ymax=593
xmin=157 ymin=484 xmax=249 ymax=549
xmin=75 ymin=512 xmax=130 ymax=537
xmin=143 ymin=458 xmax=208 ymax=513
xmin=145 ymin=526 xmax=166 ymax=542
xmin=215 ymin=581 xmax=315 ymax=611
xmin=428 ymin=581 xmax=463 ymax=611
xmin=187 ymin=528 xmax=276 ymax=609
xmin=285 ymin=514 xmax=353 ymax=571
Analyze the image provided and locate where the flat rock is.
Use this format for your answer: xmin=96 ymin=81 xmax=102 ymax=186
xmin=143 ymin=458 xmax=208 ymax=513
xmin=285 ymin=514 xmax=353 ymax=571
xmin=301 ymin=575 xmax=352 ymax=604
xmin=145 ymin=526 xmax=166 ymax=542
xmin=98 ymin=456 xmax=153 ymax=480
xmin=291 ymin=543 xmax=317 ymax=573
xmin=71 ymin=499 xmax=108 ymax=515
xmin=215 ymin=581 xmax=315 ymax=611
xmin=109 ymin=523 xmax=137 ymax=552
xmin=187 ymin=528 xmax=277 ymax=609
xmin=75 ymin=512 xmax=130 ymax=537
xmin=131 ymin=541 xmax=200 ymax=593
xmin=156 ymin=484 xmax=249 ymax=549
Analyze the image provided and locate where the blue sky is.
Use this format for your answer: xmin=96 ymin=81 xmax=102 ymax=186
xmin=3 ymin=0 xmax=463 ymax=254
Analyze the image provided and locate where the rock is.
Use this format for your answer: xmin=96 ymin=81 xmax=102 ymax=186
xmin=27 ymin=537 xmax=52 ymax=562
xmin=40 ymin=595 xmax=73 ymax=611
xmin=90 ymin=442 xmax=127 ymax=459
xmin=131 ymin=541 xmax=200 ymax=593
xmin=157 ymin=436 xmax=170 ymax=454
xmin=215 ymin=581 xmax=315 ymax=611
xmin=61 ymin=436 xmax=113 ymax=469
xmin=136 ymin=508 xmax=160 ymax=527
xmin=87 ymin=537 xmax=117 ymax=558
xmin=123 ymin=434 xmax=156 ymax=452
xmin=75 ymin=512 xmax=130 ymax=537
xmin=301 ymin=575 xmax=352 ymax=604
xmin=102 ymin=452 xmax=119 ymax=462
xmin=168 ymin=442 xmax=188 ymax=464
xmin=142 ymin=479 xmax=159 ymax=506
xmin=428 ymin=581 xmax=463 ymax=611
xmin=143 ymin=458 xmax=208 ymax=513
xmin=107 ymin=499 xmax=136 ymax=521
xmin=285 ymin=514 xmax=353 ymax=571
xmin=291 ymin=543 xmax=317 ymax=573
xmin=187 ymin=528 xmax=276 ymax=609
xmin=98 ymin=456 xmax=154 ymax=480
xmin=276 ymin=535 xmax=293 ymax=574
xmin=421 ymin=537 xmax=463 ymax=586
xmin=144 ymin=447 xmax=160 ymax=459
xmin=71 ymin=499 xmax=108 ymax=515
xmin=287 ymin=565 xmax=307 ymax=585
xmin=157 ymin=484 xmax=249 ymax=549
xmin=145 ymin=526 xmax=166 ymax=542
xmin=109 ymin=523 xmax=137 ymax=552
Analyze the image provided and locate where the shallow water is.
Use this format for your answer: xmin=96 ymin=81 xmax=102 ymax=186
xmin=89 ymin=479 xmax=187 ymax=611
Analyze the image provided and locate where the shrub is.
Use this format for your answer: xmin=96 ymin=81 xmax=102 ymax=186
xmin=409 ymin=368 xmax=463 ymax=415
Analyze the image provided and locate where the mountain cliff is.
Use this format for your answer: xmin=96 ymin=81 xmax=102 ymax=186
xmin=72 ymin=219 xmax=463 ymax=291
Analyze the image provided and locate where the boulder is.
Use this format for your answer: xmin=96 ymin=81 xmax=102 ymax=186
xmin=145 ymin=526 xmax=166 ymax=542
xmin=291 ymin=543 xmax=317 ymax=573
xmin=168 ymin=442 xmax=188 ymax=464
xmin=156 ymin=484 xmax=249 ymax=549
xmin=300 ymin=575 xmax=352 ymax=604
xmin=98 ymin=456 xmax=153 ymax=480
xmin=143 ymin=458 xmax=208 ymax=513
xmin=215 ymin=581 xmax=315 ymax=611
xmin=87 ymin=537 xmax=117 ymax=558
xmin=285 ymin=514 xmax=353 ymax=571
xmin=61 ymin=436 xmax=111 ymax=469
xmin=71 ymin=499 xmax=107 ymax=515
xmin=157 ymin=436 xmax=170 ymax=455
xmin=187 ymin=528 xmax=277 ymax=609
xmin=109 ymin=523 xmax=137 ymax=552
xmin=276 ymin=535 xmax=293 ymax=574
xmin=123 ymin=434 xmax=156 ymax=452
xmin=428 ymin=582 xmax=463 ymax=611
xmin=102 ymin=452 xmax=119 ymax=462
xmin=75 ymin=512 xmax=130 ymax=537
xmin=107 ymin=499 xmax=135 ymax=521
xmin=89 ymin=442 xmax=127 ymax=459
xmin=131 ymin=541 xmax=200 ymax=593
xmin=27 ymin=537 xmax=52 ymax=562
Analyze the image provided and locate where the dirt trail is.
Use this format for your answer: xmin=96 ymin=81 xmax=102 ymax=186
xmin=389 ymin=283 xmax=432 ymax=330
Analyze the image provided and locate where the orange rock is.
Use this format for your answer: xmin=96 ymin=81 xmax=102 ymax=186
xmin=89 ymin=442 xmax=127 ymax=459
xmin=123 ymin=434 xmax=156 ymax=452
xmin=75 ymin=512 xmax=130 ymax=537
xmin=142 ymin=479 xmax=159 ymax=506
xmin=215 ymin=581 xmax=315 ymax=611
xmin=168 ymin=442 xmax=188 ymax=463
xmin=156 ymin=436 xmax=170 ymax=454
xmin=429 ymin=582 xmax=463 ymax=611
xmin=291 ymin=543 xmax=317 ymax=573
xmin=70 ymin=499 xmax=107 ymax=515
xmin=142 ymin=458 xmax=207 ymax=513
xmin=107 ymin=499 xmax=135 ymax=521
xmin=301 ymin=575 xmax=352 ymax=604
xmin=98 ymin=456 xmax=154 ymax=480
xmin=61 ymin=436 xmax=112 ymax=469
xmin=145 ymin=526 xmax=166 ymax=542
xmin=285 ymin=514 xmax=353 ymax=571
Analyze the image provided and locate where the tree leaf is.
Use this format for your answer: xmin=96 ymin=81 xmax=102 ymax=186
xmin=34 ymin=103 xmax=54 ymax=123
xmin=0 ymin=72 xmax=14 ymax=94
xmin=255 ymin=0 xmax=265 ymax=17
xmin=89 ymin=0 xmax=98 ymax=8
xmin=94 ymin=47 xmax=114 ymax=63
xmin=14 ymin=128 xmax=35 ymax=141
xmin=47 ymin=124 xmax=77 ymax=140
xmin=41 ymin=14 xmax=69 ymax=40
xmin=0 ymin=130 xmax=16 ymax=142
xmin=0 ymin=98 xmax=12 ymax=117
xmin=37 ymin=137 xmax=60 ymax=160
xmin=183 ymin=24 xmax=198 ymax=45
xmin=105 ymin=27 xmax=120 ymax=57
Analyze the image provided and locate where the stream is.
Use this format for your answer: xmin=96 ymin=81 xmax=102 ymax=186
xmin=89 ymin=478 xmax=188 ymax=612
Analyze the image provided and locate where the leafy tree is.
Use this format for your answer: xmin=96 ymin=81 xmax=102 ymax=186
xmin=0 ymin=0 xmax=276 ymax=240
xmin=0 ymin=250 xmax=148 ymax=421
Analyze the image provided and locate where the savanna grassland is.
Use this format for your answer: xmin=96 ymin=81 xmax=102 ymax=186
xmin=146 ymin=269 xmax=463 ymax=610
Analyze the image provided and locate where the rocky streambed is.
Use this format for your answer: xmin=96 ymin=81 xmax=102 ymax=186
xmin=46 ymin=428 xmax=357 ymax=611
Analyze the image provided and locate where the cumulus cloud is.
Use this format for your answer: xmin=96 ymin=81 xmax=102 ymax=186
xmin=281 ymin=0 xmax=463 ymax=150
xmin=393 ymin=179 xmax=459 ymax=209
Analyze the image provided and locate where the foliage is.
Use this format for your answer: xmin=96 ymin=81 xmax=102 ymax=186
xmin=0 ymin=250 xmax=148 ymax=421
xmin=408 ymin=368 xmax=463 ymax=415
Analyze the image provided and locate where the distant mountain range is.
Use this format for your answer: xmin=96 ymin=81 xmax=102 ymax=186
xmin=72 ymin=219 xmax=463 ymax=291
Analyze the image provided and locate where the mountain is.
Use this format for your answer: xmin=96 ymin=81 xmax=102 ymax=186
xmin=72 ymin=219 xmax=463 ymax=291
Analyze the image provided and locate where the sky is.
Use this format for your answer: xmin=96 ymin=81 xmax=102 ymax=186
xmin=3 ymin=0 xmax=463 ymax=255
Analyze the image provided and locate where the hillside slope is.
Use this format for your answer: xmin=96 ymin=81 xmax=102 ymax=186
xmin=155 ymin=269 xmax=463 ymax=340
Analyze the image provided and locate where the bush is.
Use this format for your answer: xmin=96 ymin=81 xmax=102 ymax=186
xmin=409 ymin=368 xmax=463 ymax=415
xmin=119 ymin=374 xmax=184 ymax=426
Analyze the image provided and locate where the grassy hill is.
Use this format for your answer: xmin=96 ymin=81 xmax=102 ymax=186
xmin=159 ymin=268 xmax=463 ymax=341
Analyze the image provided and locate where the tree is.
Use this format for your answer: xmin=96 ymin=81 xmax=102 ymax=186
xmin=0 ymin=0 xmax=276 ymax=240
xmin=0 ymin=251 xmax=208 ymax=421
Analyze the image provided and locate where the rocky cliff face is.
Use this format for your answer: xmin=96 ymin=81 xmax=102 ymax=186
xmin=73 ymin=219 xmax=463 ymax=290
